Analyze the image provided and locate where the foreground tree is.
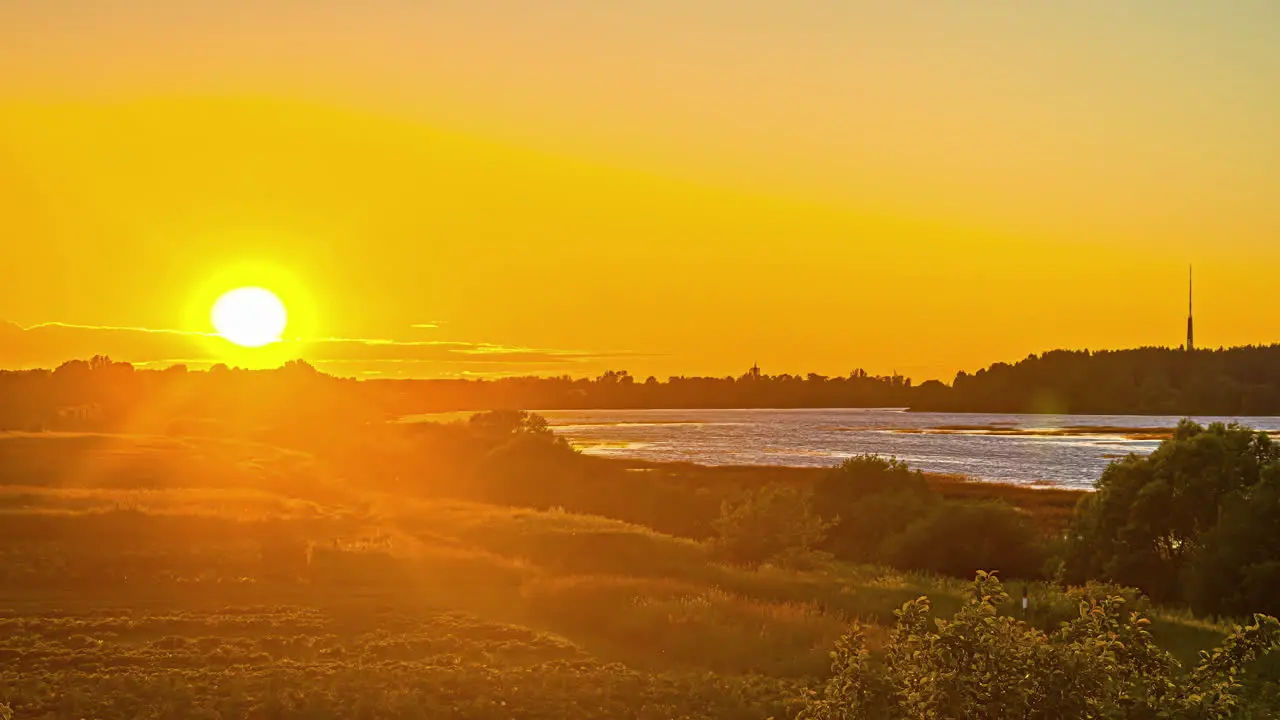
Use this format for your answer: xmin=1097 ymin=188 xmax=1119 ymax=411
xmin=799 ymin=572 xmax=1280 ymax=720
xmin=1064 ymin=420 xmax=1280 ymax=609
xmin=1184 ymin=467 xmax=1280 ymax=617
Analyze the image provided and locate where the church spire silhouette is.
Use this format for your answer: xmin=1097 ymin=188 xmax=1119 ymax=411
xmin=1186 ymin=265 xmax=1194 ymax=352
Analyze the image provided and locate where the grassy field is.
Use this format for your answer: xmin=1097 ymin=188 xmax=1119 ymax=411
xmin=0 ymin=432 xmax=1253 ymax=718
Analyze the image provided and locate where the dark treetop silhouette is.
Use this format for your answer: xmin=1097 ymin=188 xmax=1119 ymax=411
xmin=4 ymin=344 xmax=1280 ymax=433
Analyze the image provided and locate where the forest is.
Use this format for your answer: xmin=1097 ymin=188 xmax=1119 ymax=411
xmin=5 ymin=345 xmax=1280 ymax=429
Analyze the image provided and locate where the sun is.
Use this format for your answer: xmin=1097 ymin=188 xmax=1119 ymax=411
xmin=211 ymin=287 xmax=288 ymax=347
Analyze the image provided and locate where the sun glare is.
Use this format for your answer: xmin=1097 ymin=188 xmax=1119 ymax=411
xmin=211 ymin=287 xmax=288 ymax=347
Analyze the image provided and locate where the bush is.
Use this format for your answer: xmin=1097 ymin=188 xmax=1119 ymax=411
xmin=468 ymin=409 xmax=555 ymax=440
xmin=1002 ymin=579 xmax=1151 ymax=635
xmin=798 ymin=572 xmax=1280 ymax=720
xmin=815 ymin=455 xmax=936 ymax=562
xmin=882 ymin=501 xmax=1046 ymax=580
xmin=710 ymin=485 xmax=833 ymax=567
xmin=825 ymin=490 xmax=936 ymax=562
xmin=814 ymin=455 xmax=928 ymax=510
xmin=470 ymin=430 xmax=582 ymax=508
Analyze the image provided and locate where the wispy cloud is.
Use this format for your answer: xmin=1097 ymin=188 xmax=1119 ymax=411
xmin=0 ymin=320 xmax=649 ymax=377
xmin=24 ymin=321 xmax=217 ymax=338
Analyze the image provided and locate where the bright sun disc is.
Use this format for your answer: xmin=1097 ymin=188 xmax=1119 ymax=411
xmin=211 ymin=287 xmax=288 ymax=347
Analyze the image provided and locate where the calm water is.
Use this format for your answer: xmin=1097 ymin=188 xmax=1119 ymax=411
xmin=533 ymin=409 xmax=1280 ymax=489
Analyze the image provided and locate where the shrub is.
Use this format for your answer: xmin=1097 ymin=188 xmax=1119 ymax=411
xmin=1000 ymin=579 xmax=1151 ymax=634
xmin=470 ymin=430 xmax=582 ymax=508
xmin=814 ymin=455 xmax=928 ymax=510
xmin=710 ymin=485 xmax=833 ymax=567
xmin=468 ymin=409 xmax=556 ymax=440
xmin=815 ymin=455 xmax=936 ymax=562
xmin=824 ymin=490 xmax=935 ymax=562
xmin=881 ymin=501 xmax=1046 ymax=580
xmin=798 ymin=572 xmax=1280 ymax=720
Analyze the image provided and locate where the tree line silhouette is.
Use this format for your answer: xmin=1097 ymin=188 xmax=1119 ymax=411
xmin=3 ymin=344 xmax=1280 ymax=431
xmin=930 ymin=345 xmax=1280 ymax=415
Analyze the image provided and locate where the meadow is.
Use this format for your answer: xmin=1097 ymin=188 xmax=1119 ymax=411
xmin=1 ymin=430 xmax=1272 ymax=719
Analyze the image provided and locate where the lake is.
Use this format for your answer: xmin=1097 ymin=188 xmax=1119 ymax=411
xmin=531 ymin=409 xmax=1280 ymax=489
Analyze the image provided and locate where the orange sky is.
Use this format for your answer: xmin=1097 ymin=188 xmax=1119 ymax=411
xmin=2 ymin=2 xmax=1278 ymax=381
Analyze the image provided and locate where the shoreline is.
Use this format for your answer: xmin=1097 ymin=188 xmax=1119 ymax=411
xmin=604 ymin=454 xmax=1087 ymax=489
xmin=581 ymin=449 xmax=1101 ymax=493
xmin=531 ymin=407 xmax=1280 ymax=419
xmin=592 ymin=455 xmax=1088 ymax=536
xmin=405 ymin=408 xmax=1280 ymax=421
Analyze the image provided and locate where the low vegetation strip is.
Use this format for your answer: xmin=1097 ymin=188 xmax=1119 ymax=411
xmin=0 ymin=606 xmax=803 ymax=720
xmin=1 ymin=416 xmax=1278 ymax=717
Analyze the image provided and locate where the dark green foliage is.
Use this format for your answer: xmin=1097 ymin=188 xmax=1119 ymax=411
xmin=828 ymin=490 xmax=935 ymax=562
xmin=11 ymin=347 xmax=1280 ymax=431
xmin=815 ymin=455 xmax=1044 ymax=579
xmin=1184 ymin=466 xmax=1280 ymax=618
xmin=470 ymin=413 xmax=582 ymax=508
xmin=798 ymin=572 xmax=1280 ymax=720
xmin=1064 ymin=421 xmax=1280 ymax=613
xmin=815 ymin=455 xmax=933 ymax=561
xmin=815 ymin=455 xmax=928 ymax=508
xmin=928 ymin=345 xmax=1280 ymax=415
xmin=710 ymin=485 xmax=834 ymax=567
xmin=468 ymin=409 xmax=555 ymax=439
xmin=882 ymin=502 xmax=1045 ymax=580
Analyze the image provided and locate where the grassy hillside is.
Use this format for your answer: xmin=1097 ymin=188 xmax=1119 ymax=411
xmin=0 ymin=432 xmax=1262 ymax=718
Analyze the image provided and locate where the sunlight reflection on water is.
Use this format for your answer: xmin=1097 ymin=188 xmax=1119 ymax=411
xmin=534 ymin=409 xmax=1280 ymax=489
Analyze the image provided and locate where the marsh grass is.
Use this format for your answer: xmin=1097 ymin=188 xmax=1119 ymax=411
xmin=393 ymin=498 xmax=711 ymax=579
xmin=520 ymin=575 xmax=845 ymax=676
xmin=1 ymin=430 xmax=1271 ymax=719
xmin=0 ymin=606 xmax=802 ymax=720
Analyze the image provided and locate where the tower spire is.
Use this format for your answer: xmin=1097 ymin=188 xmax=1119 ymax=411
xmin=1186 ymin=265 xmax=1194 ymax=352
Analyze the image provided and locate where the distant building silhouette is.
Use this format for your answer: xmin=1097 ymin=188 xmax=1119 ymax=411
xmin=1186 ymin=266 xmax=1195 ymax=352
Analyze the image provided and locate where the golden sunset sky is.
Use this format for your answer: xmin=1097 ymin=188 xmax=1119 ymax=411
xmin=2 ymin=2 xmax=1278 ymax=381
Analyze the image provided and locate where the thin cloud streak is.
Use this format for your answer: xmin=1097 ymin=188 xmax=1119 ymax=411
xmin=0 ymin=320 xmax=649 ymax=377
xmin=23 ymin=321 xmax=217 ymax=338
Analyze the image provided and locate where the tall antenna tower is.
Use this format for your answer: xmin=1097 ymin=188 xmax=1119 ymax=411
xmin=1186 ymin=265 xmax=1194 ymax=352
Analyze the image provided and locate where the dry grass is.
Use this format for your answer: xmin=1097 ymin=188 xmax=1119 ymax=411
xmin=389 ymin=497 xmax=712 ymax=578
xmin=925 ymin=473 xmax=1085 ymax=536
xmin=0 ymin=429 xmax=1257 ymax=699
xmin=520 ymin=574 xmax=847 ymax=676
xmin=0 ymin=431 xmax=353 ymax=505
